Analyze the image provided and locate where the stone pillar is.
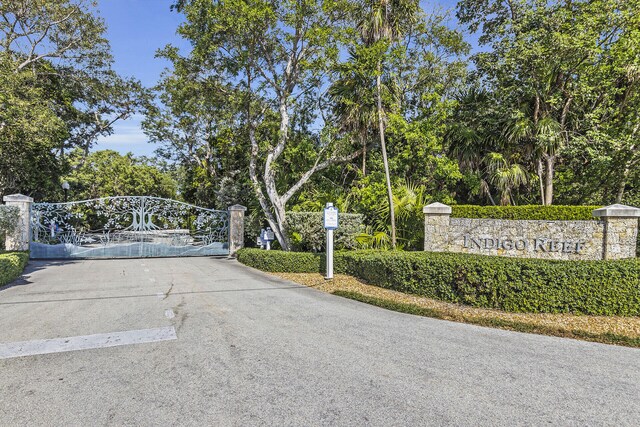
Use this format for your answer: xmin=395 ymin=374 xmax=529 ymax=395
xmin=3 ymin=194 xmax=33 ymax=252
xmin=592 ymin=204 xmax=640 ymax=260
xmin=423 ymin=202 xmax=452 ymax=252
xmin=228 ymin=204 xmax=247 ymax=256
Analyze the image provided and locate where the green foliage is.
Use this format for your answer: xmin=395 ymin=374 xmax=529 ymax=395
xmin=166 ymin=0 xmax=364 ymax=249
xmin=238 ymin=249 xmax=640 ymax=316
xmin=354 ymin=225 xmax=391 ymax=250
xmin=286 ymin=212 xmax=364 ymax=252
xmin=238 ymin=249 xmax=323 ymax=273
xmin=450 ymin=205 xmax=601 ymax=221
xmin=372 ymin=180 xmax=434 ymax=250
xmin=349 ymin=179 xmax=453 ymax=250
xmin=64 ymin=150 xmax=177 ymax=200
xmin=454 ymin=0 xmax=640 ymax=206
xmin=0 ymin=252 xmax=29 ymax=287
xmin=0 ymin=54 xmax=67 ymax=199
xmin=0 ymin=1 xmax=147 ymax=201
xmin=143 ymin=44 xmax=251 ymax=208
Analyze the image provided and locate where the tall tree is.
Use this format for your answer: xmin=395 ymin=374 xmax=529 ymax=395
xmin=64 ymin=149 xmax=177 ymax=200
xmin=329 ymin=3 xmax=466 ymax=240
xmin=0 ymin=0 xmax=147 ymax=199
xmin=357 ymin=0 xmax=420 ymax=249
xmin=143 ymin=47 xmax=249 ymax=207
xmin=0 ymin=53 xmax=66 ymax=199
xmin=457 ymin=0 xmax=640 ymax=205
xmin=167 ymin=0 xmax=363 ymax=250
xmin=329 ymin=52 xmax=378 ymax=176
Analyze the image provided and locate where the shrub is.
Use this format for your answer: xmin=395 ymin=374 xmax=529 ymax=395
xmin=285 ymin=212 xmax=364 ymax=252
xmin=450 ymin=205 xmax=601 ymax=221
xmin=0 ymin=251 xmax=29 ymax=287
xmin=238 ymin=248 xmax=323 ymax=273
xmin=237 ymin=249 xmax=640 ymax=316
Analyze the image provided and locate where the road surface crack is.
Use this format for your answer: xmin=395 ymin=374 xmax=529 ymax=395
xmin=163 ymin=282 xmax=174 ymax=300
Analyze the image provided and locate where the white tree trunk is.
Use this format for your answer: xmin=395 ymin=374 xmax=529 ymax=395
xmin=544 ymin=154 xmax=554 ymax=206
xmin=537 ymin=159 xmax=545 ymax=206
xmin=377 ymin=69 xmax=396 ymax=249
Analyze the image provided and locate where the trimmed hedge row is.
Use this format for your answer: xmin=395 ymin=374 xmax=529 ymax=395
xmin=450 ymin=205 xmax=601 ymax=221
xmin=237 ymin=248 xmax=640 ymax=316
xmin=0 ymin=252 xmax=29 ymax=287
xmin=238 ymin=249 xmax=323 ymax=273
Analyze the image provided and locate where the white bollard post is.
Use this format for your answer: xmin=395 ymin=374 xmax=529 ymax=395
xmin=323 ymin=202 xmax=338 ymax=280
xmin=326 ymin=228 xmax=334 ymax=279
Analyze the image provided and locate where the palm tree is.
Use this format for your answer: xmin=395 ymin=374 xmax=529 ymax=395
xmin=447 ymin=89 xmax=503 ymax=205
xmin=483 ymin=152 xmax=528 ymax=206
xmin=358 ymin=0 xmax=419 ymax=249
xmin=504 ymin=110 xmax=562 ymax=205
xmin=329 ymin=53 xmax=378 ymax=176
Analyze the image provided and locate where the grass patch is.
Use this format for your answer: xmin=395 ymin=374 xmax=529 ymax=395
xmin=333 ymin=290 xmax=640 ymax=348
xmin=271 ymin=272 xmax=640 ymax=348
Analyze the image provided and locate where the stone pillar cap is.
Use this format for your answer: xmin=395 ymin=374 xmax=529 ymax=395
xmin=592 ymin=204 xmax=640 ymax=218
xmin=228 ymin=204 xmax=247 ymax=211
xmin=422 ymin=202 xmax=452 ymax=215
xmin=3 ymin=193 xmax=34 ymax=203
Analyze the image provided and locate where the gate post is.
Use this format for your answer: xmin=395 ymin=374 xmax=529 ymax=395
xmin=423 ymin=202 xmax=451 ymax=252
xmin=593 ymin=204 xmax=640 ymax=260
xmin=228 ymin=204 xmax=247 ymax=256
xmin=3 ymin=194 xmax=33 ymax=252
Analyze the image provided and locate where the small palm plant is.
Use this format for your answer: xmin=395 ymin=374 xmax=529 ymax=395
xmin=356 ymin=179 xmax=431 ymax=250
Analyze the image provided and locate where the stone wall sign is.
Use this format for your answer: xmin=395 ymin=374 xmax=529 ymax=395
xmin=423 ymin=203 xmax=640 ymax=260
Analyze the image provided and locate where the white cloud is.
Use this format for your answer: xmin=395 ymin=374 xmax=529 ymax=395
xmin=93 ymin=114 xmax=158 ymax=156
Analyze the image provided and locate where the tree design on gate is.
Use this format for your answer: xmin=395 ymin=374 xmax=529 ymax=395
xmin=30 ymin=196 xmax=229 ymax=258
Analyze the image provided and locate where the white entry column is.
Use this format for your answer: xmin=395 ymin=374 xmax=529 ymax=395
xmin=3 ymin=194 xmax=33 ymax=251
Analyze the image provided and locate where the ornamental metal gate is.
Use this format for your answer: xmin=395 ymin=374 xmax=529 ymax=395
xmin=29 ymin=196 xmax=229 ymax=259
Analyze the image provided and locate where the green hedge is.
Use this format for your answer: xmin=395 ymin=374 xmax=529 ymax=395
xmin=0 ymin=252 xmax=29 ymax=287
xmin=286 ymin=212 xmax=364 ymax=252
xmin=450 ymin=205 xmax=601 ymax=221
xmin=238 ymin=249 xmax=323 ymax=273
xmin=237 ymin=248 xmax=640 ymax=316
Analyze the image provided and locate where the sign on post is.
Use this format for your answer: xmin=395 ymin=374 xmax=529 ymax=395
xmin=324 ymin=206 xmax=339 ymax=230
xmin=260 ymin=227 xmax=275 ymax=250
xmin=324 ymin=203 xmax=338 ymax=279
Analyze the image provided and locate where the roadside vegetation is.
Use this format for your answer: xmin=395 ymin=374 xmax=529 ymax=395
xmin=238 ymin=248 xmax=640 ymax=347
xmin=2 ymin=1 xmax=639 ymax=252
xmin=269 ymin=272 xmax=640 ymax=348
xmin=0 ymin=206 xmax=28 ymax=286
xmin=1 ymin=0 xmax=637 ymax=342
xmin=0 ymin=252 xmax=29 ymax=287
xmin=238 ymin=248 xmax=640 ymax=316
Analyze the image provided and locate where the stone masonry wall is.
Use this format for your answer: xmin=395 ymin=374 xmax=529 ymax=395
xmin=423 ymin=203 xmax=640 ymax=261
xmin=447 ymin=218 xmax=604 ymax=260
xmin=603 ymin=217 xmax=638 ymax=260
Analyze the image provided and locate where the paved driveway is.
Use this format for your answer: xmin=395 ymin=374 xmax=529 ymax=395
xmin=0 ymin=257 xmax=639 ymax=426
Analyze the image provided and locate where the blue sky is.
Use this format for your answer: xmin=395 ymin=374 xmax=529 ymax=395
xmin=94 ymin=0 xmax=464 ymax=157
xmin=94 ymin=0 xmax=188 ymax=157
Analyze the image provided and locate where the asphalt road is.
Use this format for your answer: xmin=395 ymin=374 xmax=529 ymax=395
xmin=1 ymin=257 xmax=639 ymax=426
